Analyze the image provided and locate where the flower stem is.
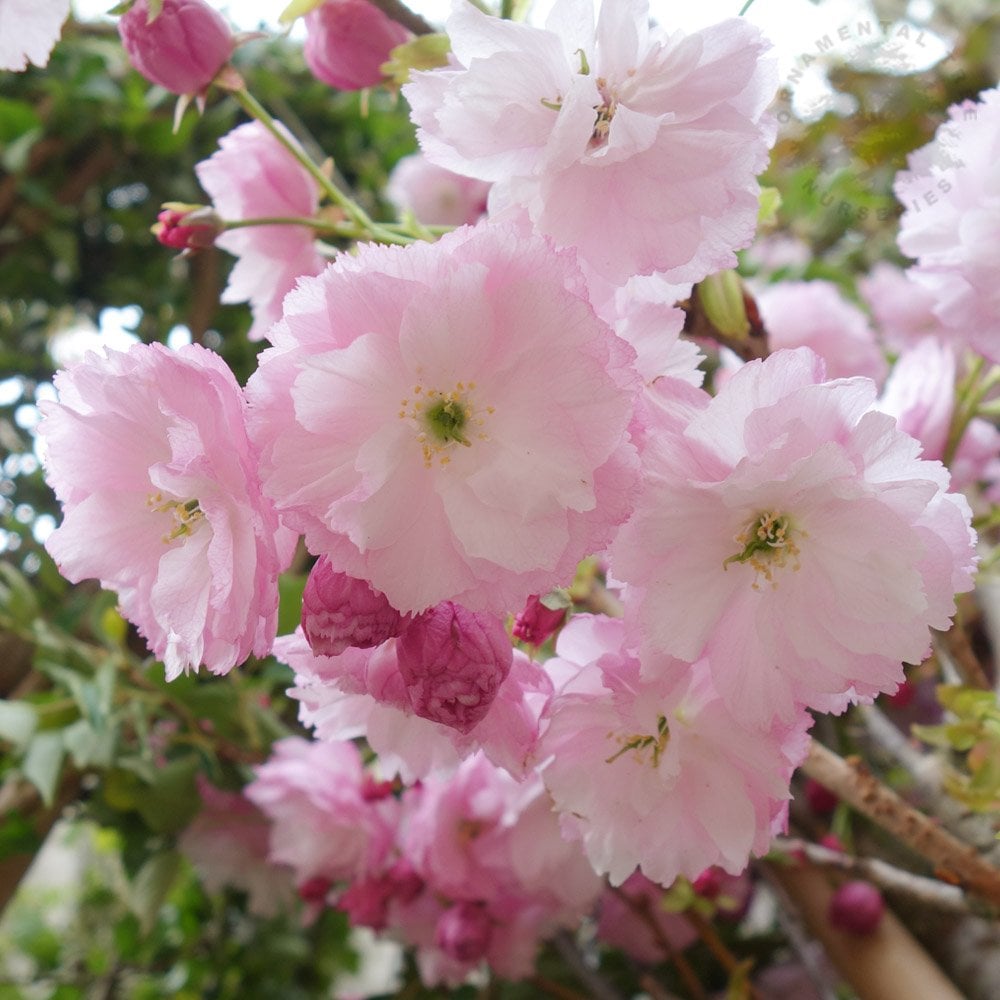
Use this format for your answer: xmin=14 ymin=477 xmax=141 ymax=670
xmin=944 ymin=358 xmax=1000 ymax=466
xmin=230 ymin=87 xmax=412 ymax=246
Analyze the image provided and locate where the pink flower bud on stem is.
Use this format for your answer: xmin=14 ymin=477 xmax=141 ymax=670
xmin=152 ymin=203 xmax=221 ymax=251
xmin=303 ymin=0 xmax=410 ymax=91
xmin=396 ymin=602 xmax=512 ymax=733
xmin=828 ymin=880 xmax=885 ymax=935
xmin=512 ymin=593 xmax=566 ymax=646
xmin=118 ymin=0 xmax=233 ymax=95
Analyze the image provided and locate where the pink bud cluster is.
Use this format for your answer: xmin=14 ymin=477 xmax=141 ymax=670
xmin=248 ymin=743 xmax=602 ymax=985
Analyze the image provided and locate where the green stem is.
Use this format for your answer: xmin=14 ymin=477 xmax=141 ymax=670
xmin=223 ymin=215 xmax=340 ymax=231
xmin=231 ymin=88 xmax=411 ymax=246
xmin=943 ymin=359 xmax=1000 ymax=466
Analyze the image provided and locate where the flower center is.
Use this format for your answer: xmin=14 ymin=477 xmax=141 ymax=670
xmin=399 ymin=380 xmax=493 ymax=469
xmin=591 ymin=77 xmax=618 ymax=146
xmin=723 ymin=511 xmax=801 ymax=589
xmin=147 ymin=493 xmax=205 ymax=544
xmin=606 ymin=714 xmax=670 ymax=769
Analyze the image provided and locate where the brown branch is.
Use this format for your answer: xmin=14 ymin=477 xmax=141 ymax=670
xmin=764 ymin=858 xmax=964 ymax=1000
xmin=367 ymin=0 xmax=436 ymax=35
xmin=609 ymin=886 xmax=707 ymax=1000
xmin=801 ymin=740 xmax=1000 ymax=907
xmin=682 ymin=908 xmax=763 ymax=1000
xmin=0 ymin=771 xmax=82 ymax=918
xmin=933 ymin=622 xmax=991 ymax=691
xmin=772 ymin=838 xmax=994 ymax=917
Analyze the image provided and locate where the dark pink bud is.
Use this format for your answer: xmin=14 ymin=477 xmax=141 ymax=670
xmin=360 ymin=774 xmax=396 ymax=802
xmin=396 ymin=602 xmax=513 ymax=734
xmin=337 ymin=876 xmax=393 ymax=929
xmin=887 ymin=678 xmax=916 ymax=708
xmin=435 ymin=902 xmax=493 ymax=964
xmin=828 ymin=881 xmax=884 ymax=935
xmin=820 ymin=833 xmax=845 ymax=853
xmin=387 ymin=858 xmax=424 ymax=905
xmin=804 ymin=778 xmax=839 ymax=816
xmin=692 ymin=867 xmax=722 ymax=899
xmin=153 ymin=206 xmax=220 ymax=251
xmin=298 ymin=876 xmax=332 ymax=905
xmin=118 ymin=0 xmax=233 ymax=95
xmin=301 ymin=557 xmax=407 ymax=657
xmin=512 ymin=594 xmax=566 ymax=645
xmin=303 ymin=0 xmax=409 ymax=91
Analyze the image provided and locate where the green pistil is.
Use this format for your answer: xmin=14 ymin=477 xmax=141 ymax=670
xmin=724 ymin=512 xmax=792 ymax=569
xmin=606 ymin=715 xmax=670 ymax=768
xmin=425 ymin=397 xmax=470 ymax=445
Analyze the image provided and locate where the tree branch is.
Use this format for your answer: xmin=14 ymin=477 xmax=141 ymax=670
xmin=801 ymin=740 xmax=1000 ymax=907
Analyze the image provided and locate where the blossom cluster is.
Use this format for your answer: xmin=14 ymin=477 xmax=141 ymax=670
xmin=245 ymin=738 xmax=602 ymax=985
xmin=27 ymin=0 xmax=993 ymax=986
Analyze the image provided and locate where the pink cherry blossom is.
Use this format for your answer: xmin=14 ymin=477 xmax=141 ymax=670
xmin=118 ymin=0 xmax=233 ymax=95
xmin=196 ymin=121 xmax=326 ymax=342
xmin=386 ymin=152 xmax=490 ymax=227
xmin=611 ymin=348 xmax=978 ymax=727
xmin=435 ymin=902 xmax=493 ymax=963
xmin=301 ymin=557 xmax=408 ymax=657
xmin=536 ymin=616 xmax=807 ymax=886
xmin=754 ymin=280 xmax=887 ymax=384
xmin=247 ymin=218 xmax=640 ymax=616
xmin=39 ymin=343 xmax=287 ymax=679
xmin=280 ymin=629 xmax=552 ymax=780
xmin=0 ymin=0 xmax=69 ymax=71
xmin=178 ymin=777 xmax=295 ymax=917
xmin=395 ymin=755 xmax=601 ymax=981
xmin=246 ymin=737 xmax=398 ymax=887
xmin=396 ymin=602 xmax=512 ymax=733
xmin=404 ymin=0 xmax=777 ymax=284
xmin=894 ymin=85 xmax=1000 ymax=363
xmin=595 ymin=872 xmax=698 ymax=962
xmin=859 ymin=262 xmax=947 ymax=352
xmin=877 ymin=338 xmax=1000 ymax=496
xmin=304 ymin=0 xmax=409 ymax=91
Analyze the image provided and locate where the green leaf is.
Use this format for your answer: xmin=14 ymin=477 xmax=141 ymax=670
xmin=62 ymin=717 xmax=117 ymax=768
xmin=135 ymin=756 xmax=200 ymax=834
xmin=757 ymin=186 xmax=782 ymax=227
xmin=0 ymin=98 xmax=42 ymax=143
xmin=0 ymin=700 xmax=37 ymax=750
xmin=382 ymin=34 xmax=452 ymax=87
xmin=0 ymin=562 xmax=39 ymax=626
xmin=129 ymin=850 xmax=181 ymax=935
xmin=277 ymin=571 xmax=307 ymax=637
xmin=22 ymin=731 xmax=65 ymax=807
xmin=279 ymin=0 xmax=324 ymax=24
xmin=0 ymin=810 xmax=42 ymax=861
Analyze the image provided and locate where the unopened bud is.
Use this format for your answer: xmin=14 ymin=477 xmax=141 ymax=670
xmin=301 ymin=557 xmax=407 ymax=657
xmin=828 ymin=880 xmax=884 ymax=935
xmin=396 ymin=602 xmax=512 ymax=733
xmin=303 ymin=0 xmax=410 ymax=91
xmin=152 ymin=203 xmax=221 ymax=251
xmin=697 ymin=269 xmax=750 ymax=339
xmin=118 ymin=0 xmax=234 ymax=95
xmin=512 ymin=593 xmax=567 ymax=646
